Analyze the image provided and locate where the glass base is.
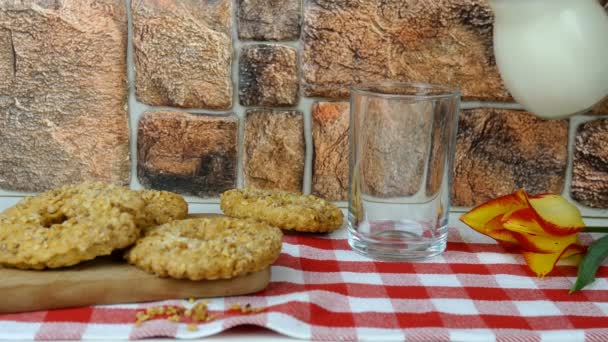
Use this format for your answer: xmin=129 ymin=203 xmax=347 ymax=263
xmin=348 ymin=226 xmax=447 ymax=261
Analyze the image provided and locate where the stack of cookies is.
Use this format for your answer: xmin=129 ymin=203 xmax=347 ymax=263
xmin=0 ymin=182 xmax=343 ymax=282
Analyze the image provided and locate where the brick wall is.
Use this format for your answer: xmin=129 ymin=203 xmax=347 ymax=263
xmin=0 ymin=0 xmax=606 ymax=217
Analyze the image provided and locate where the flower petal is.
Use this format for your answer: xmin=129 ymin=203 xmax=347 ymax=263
xmin=522 ymin=243 xmax=587 ymax=277
xmin=460 ymin=190 xmax=528 ymax=242
xmin=502 ymin=207 xmax=545 ymax=235
xmin=484 ymin=214 xmax=519 ymax=245
xmin=503 ymin=208 xmax=578 ymax=253
xmin=510 ymin=229 xmax=578 ymax=253
xmin=522 ymin=251 xmax=562 ymax=277
xmin=528 ymin=194 xmax=585 ymax=236
xmin=561 ymin=243 xmax=587 ymax=258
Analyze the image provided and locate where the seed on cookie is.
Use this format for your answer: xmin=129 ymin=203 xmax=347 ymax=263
xmin=220 ymin=188 xmax=344 ymax=233
xmin=125 ymin=217 xmax=283 ymax=280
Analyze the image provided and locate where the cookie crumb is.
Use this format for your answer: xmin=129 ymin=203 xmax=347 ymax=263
xmin=191 ymin=301 xmax=210 ymax=322
xmin=134 ymin=301 xmax=218 ymax=327
xmin=228 ymin=302 xmax=264 ymax=314
xmin=228 ymin=303 xmax=241 ymax=311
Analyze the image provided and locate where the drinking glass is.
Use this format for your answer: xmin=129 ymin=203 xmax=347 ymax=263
xmin=348 ymin=82 xmax=460 ymax=260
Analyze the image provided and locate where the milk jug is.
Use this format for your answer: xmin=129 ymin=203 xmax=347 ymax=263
xmin=489 ymin=0 xmax=608 ymax=119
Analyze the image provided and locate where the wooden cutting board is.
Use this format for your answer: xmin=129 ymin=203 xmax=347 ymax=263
xmin=0 ymin=214 xmax=271 ymax=314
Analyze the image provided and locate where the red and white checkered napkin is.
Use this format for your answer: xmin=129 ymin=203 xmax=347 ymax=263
xmin=1 ymin=228 xmax=608 ymax=341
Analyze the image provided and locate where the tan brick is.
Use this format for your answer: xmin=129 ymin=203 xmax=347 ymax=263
xmin=132 ymin=0 xmax=233 ymax=109
xmin=571 ymin=119 xmax=608 ymax=208
xmin=302 ymin=0 xmax=509 ymax=101
xmin=239 ymin=44 xmax=299 ymax=107
xmin=0 ymin=0 xmax=129 ymax=192
xmin=452 ymin=108 xmax=568 ymax=207
xmin=237 ymin=0 xmax=301 ymax=41
xmin=244 ymin=109 xmax=304 ymax=192
xmin=312 ymin=102 xmax=349 ymax=201
xmin=137 ymin=111 xmax=238 ymax=197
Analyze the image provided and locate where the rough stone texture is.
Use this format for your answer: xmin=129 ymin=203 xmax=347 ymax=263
xmin=302 ymin=0 xmax=510 ymax=101
xmin=356 ymin=97 xmax=432 ymax=197
xmin=426 ymin=98 xmax=460 ymax=197
xmin=244 ymin=110 xmax=304 ymax=192
xmin=590 ymin=99 xmax=608 ymax=115
xmin=0 ymin=0 xmax=129 ymax=192
xmin=239 ymin=44 xmax=299 ymax=107
xmin=571 ymin=119 xmax=608 ymax=208
xmin=137 ymin=111 xmax=238 ymax=198
xmin=132 ymin=0 xmax=232 ymax=109
xmin=312 ymin=102 xmax=349 ymax=201
xmin=452 ymin=108 xmax=569 ymax=207
xmin=237 ymin=0 xmax=301 ymax=41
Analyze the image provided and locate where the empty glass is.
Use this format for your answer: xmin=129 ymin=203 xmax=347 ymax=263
xmin=348 ymin=82 xmax=460 ymax=260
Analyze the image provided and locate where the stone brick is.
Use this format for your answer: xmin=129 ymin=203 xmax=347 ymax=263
xmin=426 ymin=99 xmax=459 ymax=197
xmin=244 ymin=110 xmax=304 ymax=192
xmin=357 ymin=98 xmax=432 ymax=198
xmin=571 ymin=119 xmax=608 ymax=208
xmin=312 ymin=102 xmax=349 ymax=201
xmin=237 ymin=0 xmax=301 ymax=41
xmin=302 ymin=0 xmax=509 ymax=101
xmin=452 ymin=108 xmax=568 ymax=207
xmin=590 ymin=99 xmax=608 ymax=115
xmin=132 ymin=0 xmax=232 ymax=109
xmin=239 ymin=44 xmax=299 ymax=107
xmin=0 ymin=0 xmax=129 ymax=192
xmin=137 ymin=111 xmax=238 ymax=197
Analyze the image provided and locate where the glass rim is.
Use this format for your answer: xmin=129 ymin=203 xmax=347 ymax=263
xmin=350 ymin=82 xmax=461 ymax=100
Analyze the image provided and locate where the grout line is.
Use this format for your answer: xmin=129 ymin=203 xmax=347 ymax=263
xmin=233 ymin=4 xmax=257 ymax=192
xmin=239 ymin=40 xmax=301 ymax=49
xmin=301 ymin=97 xmax=314 ymax=195
xmin=125 ymin=0 xmax=141 ymax=191
xmin=231 ymin=0 xmax=245 ymax=191
xmin=562 ymin=115 xmax=580 ymax=202
xmin=295 ymin=34 xmax=312 ymax=195
xmin=460 ymin=101 xmax=524 ymax=110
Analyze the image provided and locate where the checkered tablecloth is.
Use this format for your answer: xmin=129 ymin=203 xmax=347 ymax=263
xmin=1 ymin=227 xmax=607 ymax=341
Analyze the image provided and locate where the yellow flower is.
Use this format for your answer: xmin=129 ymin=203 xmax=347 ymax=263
xmin=460 ymin=190 xmax=587 ymax=277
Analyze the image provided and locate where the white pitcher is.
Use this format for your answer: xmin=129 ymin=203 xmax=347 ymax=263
xmin=489 ymin=0 xmax=608 ymax=119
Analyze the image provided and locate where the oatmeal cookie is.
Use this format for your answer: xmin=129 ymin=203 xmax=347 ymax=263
xmin=125 ymin=217 xmax=283 ymax=280
xmin=220 ymin=188 xmax=343 ymax=233
xmin=138 ymin=190 xmax=188 ymax=229
xmin=0 ymin=182 xmax=145 ymax=270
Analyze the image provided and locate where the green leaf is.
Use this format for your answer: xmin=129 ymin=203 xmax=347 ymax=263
xmin=584 ymin=227 xmax=608 ymax=233
xmin=570 ymin=235 xmax=608 ymax=293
